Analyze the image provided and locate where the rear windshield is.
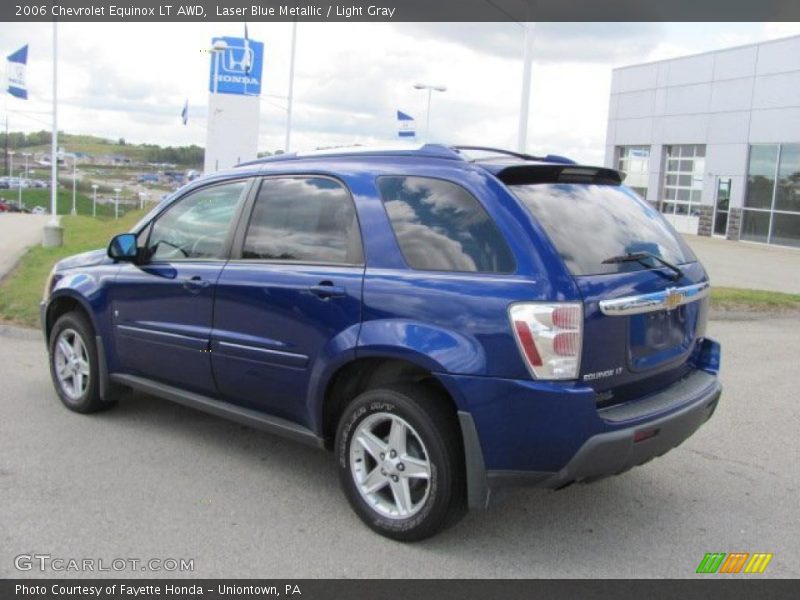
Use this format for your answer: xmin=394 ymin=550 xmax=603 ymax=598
xmin=510 ymin=183 xmax=697 ymax=276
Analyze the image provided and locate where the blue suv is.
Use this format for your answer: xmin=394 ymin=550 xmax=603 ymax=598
xmin=41 ymin=145 xmax=721 ymax=540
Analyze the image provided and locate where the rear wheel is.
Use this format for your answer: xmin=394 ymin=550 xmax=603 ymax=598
xmin=335 ymin=383 xmax=465 ymax=541
xmin=48 ymin=312 xmax=114 ymax=414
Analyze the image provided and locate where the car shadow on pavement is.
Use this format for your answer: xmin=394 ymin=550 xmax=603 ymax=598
xmin=99 ymin=388 xmax=698 ymax=575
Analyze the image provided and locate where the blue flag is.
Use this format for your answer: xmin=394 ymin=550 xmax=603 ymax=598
xmin=181 ymin=99 xmax=188 ymax=125
xmin=7 ymin=45 xmax=28 ymax=100
xmin=397 ymin=110 xmax=415 ymax=138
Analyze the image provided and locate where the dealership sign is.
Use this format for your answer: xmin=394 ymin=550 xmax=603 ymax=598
xmin=208 ymin=36 xmax=264 ymax=96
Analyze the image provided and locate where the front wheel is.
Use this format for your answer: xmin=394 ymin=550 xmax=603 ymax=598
xmin=48 ymin=312 xmax=114 ymax=414
xmin=335 ymin=383 xmax=465 ymax=541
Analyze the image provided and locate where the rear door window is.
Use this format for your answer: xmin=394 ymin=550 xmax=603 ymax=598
xmin=510 ymin=183 xmax=697 ymax=276
xmin=378 ymin=175 xmax=515 ymax=273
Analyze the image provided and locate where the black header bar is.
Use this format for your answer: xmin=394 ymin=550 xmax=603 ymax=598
xmin=4 ymin=0 xmax=800 ymax=22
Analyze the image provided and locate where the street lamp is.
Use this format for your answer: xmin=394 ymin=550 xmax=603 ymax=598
xmin=210 ymin=39 xmax=228 ymax=95
xmin=113 ymin=188 xmax=121 ymax=220
xmin=21 ymin=152 xmax=30 ymax=209
xmin=413 ymin=83 xmax=447 ymax=141
xmin=58 ymin=151 xmax=78 ymax=215
xmin=8 ymin=150 xmax=20 ymax=208
xmin=70 ymin=155 xmax=77 ymax=215
xmin=91 ymin=184 xmax=98 ymax=218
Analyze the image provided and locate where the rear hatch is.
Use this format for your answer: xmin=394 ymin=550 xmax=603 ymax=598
xmin=503 ymin=165 xmax=709 ymax=407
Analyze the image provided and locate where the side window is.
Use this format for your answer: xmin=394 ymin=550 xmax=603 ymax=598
xmin=242 ymin=177 xmax=363 ymax=264
xmin=377 ymin=176 xmax=515 ymax=273
xmin=147 ymin=181 xmax=246 ymax=261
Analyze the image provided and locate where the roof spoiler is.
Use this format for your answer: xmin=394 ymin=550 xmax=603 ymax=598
xmin=452 ymin=145 xmax=577 ymax=164
xmin=495 ymin=164 xmax=625 ymax=186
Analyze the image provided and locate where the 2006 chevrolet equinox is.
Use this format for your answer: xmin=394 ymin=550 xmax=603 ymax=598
xmin=41 ymin=145 xmax=722 ymax=540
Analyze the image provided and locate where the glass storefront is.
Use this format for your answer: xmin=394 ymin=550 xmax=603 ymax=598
xmin=661 ymin=145 xmax=705 ymax=216
xmin=616 ymin=146 xmax=650 ymax=198
xmin=743 ymin=144 xmax=800 ymax=248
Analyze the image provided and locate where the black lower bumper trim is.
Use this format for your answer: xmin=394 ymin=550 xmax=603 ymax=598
xmin=486 ymin=378 xmax=722 ymax=494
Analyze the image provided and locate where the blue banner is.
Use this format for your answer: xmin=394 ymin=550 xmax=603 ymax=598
xmin=7 ymin=44 xmax=28 ymax=99
xmin=397 ymin=110 xmax=415 ymax=138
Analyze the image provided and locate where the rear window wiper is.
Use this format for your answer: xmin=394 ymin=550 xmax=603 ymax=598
xmin=601 ymin=251 xmax=684 ymax=281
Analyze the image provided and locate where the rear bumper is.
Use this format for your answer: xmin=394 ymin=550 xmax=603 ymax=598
xmin=445 ymin=364 xmax=722 ymax=509
xmin=488 ymin=372 xmax=721 ymax=492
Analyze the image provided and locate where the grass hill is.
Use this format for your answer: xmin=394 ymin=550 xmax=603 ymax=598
xmin=1 ymin=131 xmax=203 ymax=167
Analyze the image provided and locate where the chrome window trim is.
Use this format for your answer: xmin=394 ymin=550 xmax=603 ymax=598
xmin=599 ymin=281 xmax=710 ymax=316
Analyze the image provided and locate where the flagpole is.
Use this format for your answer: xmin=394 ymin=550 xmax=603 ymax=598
xmin=44 ymin=21 xmax=63 ymax=246
xmin=517 ymin=22 xmax=534 ymax=153
xmin=284 ymin=19 xmax=297 ymax=153
xmin=50 ymin=23 xmax=58 ymax=223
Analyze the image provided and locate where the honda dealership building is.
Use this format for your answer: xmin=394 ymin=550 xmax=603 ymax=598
xmin=604 ymin=34 xmax=800 ymax=248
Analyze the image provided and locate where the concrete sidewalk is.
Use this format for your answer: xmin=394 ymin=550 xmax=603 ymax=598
xmin=683 ymin=235 xmax=800 ymax=294
xmin=0 ymin=214 xmax=51 ymax=280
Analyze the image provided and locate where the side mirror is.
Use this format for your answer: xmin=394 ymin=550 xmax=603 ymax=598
xmin=108 ymin=233 xmax=139 ymax=263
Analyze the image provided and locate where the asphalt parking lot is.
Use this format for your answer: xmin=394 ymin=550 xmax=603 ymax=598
xmin=1 ymin=314 xmax=798 ymax=579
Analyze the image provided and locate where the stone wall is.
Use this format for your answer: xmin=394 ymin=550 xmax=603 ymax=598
xmin=697 ymin=205 xmax=713 ymax=237
xmin=726 ymin=207 xmax=742 ymax=241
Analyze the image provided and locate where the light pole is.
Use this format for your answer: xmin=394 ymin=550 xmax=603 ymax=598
xmin=8 ymin=151 xmax=19 ymax=207
xmin=285 ymin=20 xmax=297 ymax=153
xmin=517 ymin=23 xmax=534 ymax=153
xmin=70 ymin=155 xmax=77 ymax=215
xmin=113 ymin=188 xmax=121 ymax=220
xmin=91 ymin=184 xmax=98 ymax=217
xmin=21 ymin=152 xmax=30 ymax=209
xmin=413 ymin=83 xmax=447 ymax=141
xmin=210 ymin=39 xmax=228 ymax=95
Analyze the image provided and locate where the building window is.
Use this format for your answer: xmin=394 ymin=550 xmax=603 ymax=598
xmin=616 ymin=145 xmax=649 ymax=198
xmin=742 ymin=143 xmax=800 ymax=248
xmin=661 ymin=144 xmax=706 ymax=217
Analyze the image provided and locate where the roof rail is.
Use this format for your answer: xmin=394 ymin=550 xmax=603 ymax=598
xmin=452 ymin=145 xmax=576 ymax=165
xmin=237 ymin=143 xmax=463 ymax=168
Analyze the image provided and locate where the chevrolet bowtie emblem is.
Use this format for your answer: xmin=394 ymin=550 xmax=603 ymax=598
xmin=664 ymin=288 xmax=684 ymax=310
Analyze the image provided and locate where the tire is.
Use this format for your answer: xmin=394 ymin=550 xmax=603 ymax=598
xmin=48 ymin=312 xmax=115 ymax=414
xmin=335 ymin=382 xmax=466 ymax=541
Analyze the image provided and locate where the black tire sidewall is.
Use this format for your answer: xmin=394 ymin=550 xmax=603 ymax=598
xmin=48 ymin=312 xmax=101 ymax=413
xmin=336 ymin=385 xmax=460 ymax=541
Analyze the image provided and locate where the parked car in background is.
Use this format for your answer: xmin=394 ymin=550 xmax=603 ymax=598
xmin=40 ymin=144 xmax=722 ymax=541
xmin=31 ymin=206 xmax=47 ymax=215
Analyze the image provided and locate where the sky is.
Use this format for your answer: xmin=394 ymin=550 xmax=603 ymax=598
xmin=2 ymin=21 xmax=800 ymax=166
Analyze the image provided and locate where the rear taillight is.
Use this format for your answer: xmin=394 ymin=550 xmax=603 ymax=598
xmin=509 ymin=302 xmax=583 ymax=380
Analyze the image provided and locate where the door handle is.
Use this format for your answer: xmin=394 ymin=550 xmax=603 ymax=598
xmin=309 ymin=281 xmax=346 ymax=299
xmin=183 ymin=276 xmax=211 ymax=293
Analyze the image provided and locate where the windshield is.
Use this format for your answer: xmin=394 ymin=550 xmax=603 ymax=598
xmin=510 ymin=183 xmax=697 ymax=276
